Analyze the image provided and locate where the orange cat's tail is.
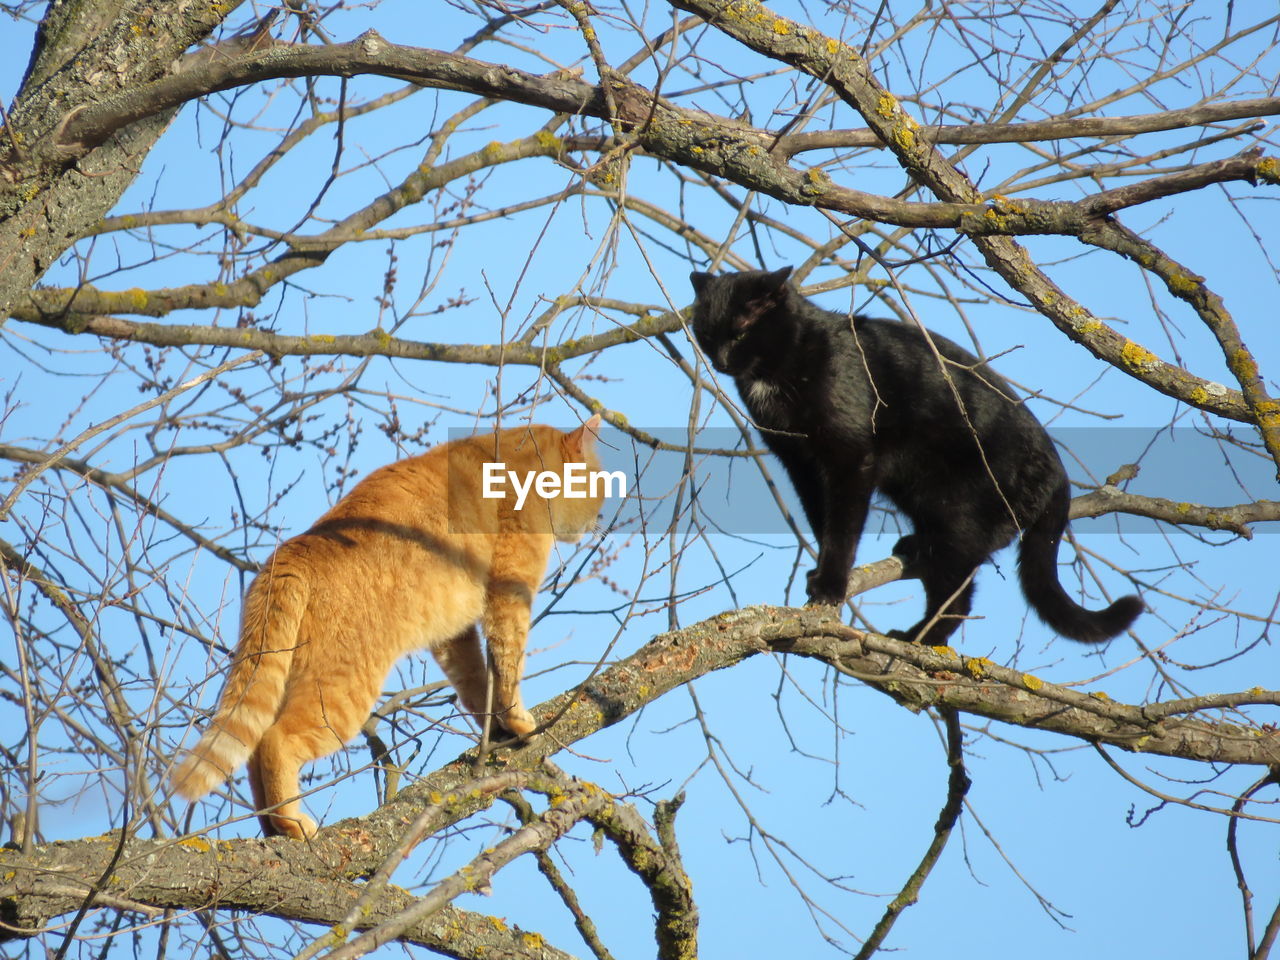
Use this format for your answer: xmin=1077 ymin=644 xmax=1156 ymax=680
xmin=171 ymin=570 xmax=308 ymax=801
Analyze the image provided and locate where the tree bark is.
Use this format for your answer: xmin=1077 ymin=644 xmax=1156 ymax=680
xmin=4 ymin=604 xmax=1276 ymax=943
xmin=0 ymin=0 xmax=245 ymax=317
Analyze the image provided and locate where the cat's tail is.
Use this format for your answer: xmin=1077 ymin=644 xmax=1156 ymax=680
xmin=1017 ymin=485 xmax=1143 ymax=644
xmin=171 ymin=569 xmax=309 ymax=800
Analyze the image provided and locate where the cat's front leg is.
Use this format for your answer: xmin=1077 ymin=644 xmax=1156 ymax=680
xmin=806 ymin=460 xmax=874 ymax=607
xmin=807 ymin=561 xmax=852 ymax=607
xmin=479 ymin=590 xmax=537 ymax=736
xmin=478 ymin=619 xmax=536 ymax=735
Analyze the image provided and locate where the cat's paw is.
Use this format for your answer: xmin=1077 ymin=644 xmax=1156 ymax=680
xmin=805 ymin=569 xmax=848 ymax=607
xmin=890 ymin=536 xmax=924 ymax=578
xmin=805 ymin=594 xmax=844 ymax=608
xmin=891 ymin=534 xmax=917 ymax=560
xmin=499 ymin=706 xmax=537 ymax=738
xmin=804 ymin=584 xmax=847 ymax=607
xmin=268 ymin=810 xmax=318 ymax=840
xmin=885 ymin=628 xmax=917 ymax=643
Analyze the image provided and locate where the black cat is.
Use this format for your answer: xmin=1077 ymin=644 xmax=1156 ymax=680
xmin=689 ymin=267 xmax=1142 ymax=645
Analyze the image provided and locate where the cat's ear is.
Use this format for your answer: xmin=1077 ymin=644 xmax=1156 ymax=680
xmin=689 ymin=271 xmax=712 ymax=296
xmin=565 ymin=414 xmax=602 ymax=458
xmin=737 ymin=266 xmax=793 ymax=330
xmin=761 ymin=266 xmax=792 ymax=293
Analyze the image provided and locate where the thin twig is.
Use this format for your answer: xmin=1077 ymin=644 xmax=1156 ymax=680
xmin=854 ymin=708 xmax=969 ymax=959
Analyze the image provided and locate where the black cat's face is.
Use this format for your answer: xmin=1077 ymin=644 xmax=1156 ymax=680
xmin=689 ymin=267 xmax=793 ymax=377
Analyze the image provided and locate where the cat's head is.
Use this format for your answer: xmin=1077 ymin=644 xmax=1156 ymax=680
xmin=503 ymin=415 xmax=607 ymax=543
xmin=688 ymin=267 xmax=794 ymax=377
xmin=549 ymin=414 xmax=607 ymax=543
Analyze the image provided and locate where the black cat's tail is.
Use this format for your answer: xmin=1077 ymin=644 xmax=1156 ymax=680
xmin=1017 ymin=485 xmax=1142 ymax=643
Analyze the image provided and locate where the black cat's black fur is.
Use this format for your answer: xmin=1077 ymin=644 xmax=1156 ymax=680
xmin=689 ymin=267 xmax=1142 ymax=645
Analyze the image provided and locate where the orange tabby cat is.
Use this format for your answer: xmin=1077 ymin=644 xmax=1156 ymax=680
xmin=172 ymin=416 xmax=604 ymax=839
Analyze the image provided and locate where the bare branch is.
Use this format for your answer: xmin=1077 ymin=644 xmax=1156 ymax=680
xmin=854 ymin=708 xmax=968 ymax=959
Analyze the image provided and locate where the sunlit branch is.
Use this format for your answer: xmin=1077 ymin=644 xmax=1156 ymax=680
xmin=854 ymin=708 xmax=968 ymax=959
xmin=307 ymin=775 xmax=611 ymax=960
xmin=6 ymin=19 xmax=1275 ymax=433
xmin=1077 ymin=218 xmax=1280 ymax=475
xmin=774 ymin=96 xmax=1280 ymax=154
xmin=1070 ymin=486 xmax=1280 ymax=538
xmin=543 ymin=773 xmax=698 ymax=960
xmin=6 ymin=601 xmax=1276 ymax=943
xmin=0 ymin=445 xmax=257 ymax=571
xmin=669 ymin=0 xmax=1268 ymax=424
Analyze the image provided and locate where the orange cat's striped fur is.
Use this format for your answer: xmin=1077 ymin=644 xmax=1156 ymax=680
xmin=172 ymin=417 xmax=604 ymax=839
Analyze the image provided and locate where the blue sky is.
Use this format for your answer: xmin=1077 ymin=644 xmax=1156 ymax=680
xmin=2 ymin=2 xmax=1278 ymax=957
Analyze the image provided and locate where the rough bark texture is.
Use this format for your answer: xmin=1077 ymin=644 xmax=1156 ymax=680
xmin=5 ymin=9 xmax=1278 ymax=423
xmin=0 ymin=0 xmax=249 ymax=317
xmin=3 ymin=605 xmax=1275 ymax=941
xmin=2 ymin=3 xmax=1278 ymax=955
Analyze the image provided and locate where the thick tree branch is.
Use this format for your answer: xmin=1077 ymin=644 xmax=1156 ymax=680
xmin=0 ymin=775 xmax=579 ymax=959
xmin=572 ymin=789 xmax=697 ymax=960
xmin=4 ymin=603 xmax=1276 ymax=940
xmin=5 ymin=17 xmax=1273 ymax=429
xmin=37 ymin=31 xmax=595 ymax=160
xmin=10 ymin=26 xmax=1265 ymax=425
xmin=668 ymin=0 xmax=1270 ymax=426
xmin=776 ymin=96 xmax=1280 ymax=155
xmin=24 ymin=30 xmax=1276 ymax=244
xmin=1079 ymin=150 xmax=1280 ymax=217
xmin=31 ymin=21 xmax=1280 ymax=165
xmin=7 ymin=286 xmax=1260 ymax=429
xmin=0 ymin=0 xmax=246 ymax=318
xmin=1070 ymin=486 xmax=1280 ymax=538
xmin=6 ymin=308 xmax=680 ymax=367
xmin=1078 ymin=217 xmax=1280 ymax=475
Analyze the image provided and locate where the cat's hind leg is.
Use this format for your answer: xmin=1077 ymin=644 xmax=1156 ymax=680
xmin=249 ymin=672 xmax=383 ymax=839
xmin=246 ymin=754 xmax=282 ymax=838
xmin=248 ymin=729 xmax=322 ymax=840
xmin=430 ymin=625 xmax=490 ymax=729
xmin=888 ymin=545 xmax=983 ymax=645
